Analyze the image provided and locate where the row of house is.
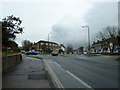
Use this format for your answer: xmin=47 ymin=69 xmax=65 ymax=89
xmin=75 ymin=37 xmax=120 ymax=54
xmin=91 ymin=36 xmax=120 ymax=53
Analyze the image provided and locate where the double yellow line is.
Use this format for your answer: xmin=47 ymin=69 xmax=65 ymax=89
xmin=44 ymin=60 xmax=64 ymax=89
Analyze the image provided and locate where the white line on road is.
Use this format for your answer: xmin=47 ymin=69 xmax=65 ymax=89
xmin=54 ymin=61 xmax=61 ymax=67
xmin=49 ymin=59 xmax=53 ymax=61
xmin=50 ymin=60 xmax=65 ymax=71
xmin=44 ymin=59 xmax=93 ymax=89
xmin=26 ymin=57 xmax=41 ymax=60
xmin=66 ymin=70 xmax=93 ymax=89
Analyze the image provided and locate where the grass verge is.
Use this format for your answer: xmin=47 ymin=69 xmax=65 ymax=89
xmin=21 ymin=52 xmax=26 ymax=54
xmin=85 ymin=54 xmax=100 ymax=56
xmin=39 ymin=53 xmax=51 ymax=55
xmin=0 ymin=52 xmax=19 ymax=56
xmin=27 ymin=55 xmax=43 ymax=60
xmin=116 ymin=57 xmax=120 ymax=61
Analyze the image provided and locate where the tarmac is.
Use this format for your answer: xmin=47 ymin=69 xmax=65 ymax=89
xmin=2 ymin=55 xmax=52 ymax=88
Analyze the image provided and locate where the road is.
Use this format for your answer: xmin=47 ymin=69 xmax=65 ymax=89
xmin=33 ymin=54 xmax=119 ymax=88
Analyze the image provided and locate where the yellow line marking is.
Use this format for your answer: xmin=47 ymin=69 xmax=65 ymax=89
xmin=44 ymin=60 xmax=64 ymax=89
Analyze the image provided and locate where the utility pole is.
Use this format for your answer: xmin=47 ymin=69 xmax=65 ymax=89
xmin=82 ymin=25 xmax=91 ymax=54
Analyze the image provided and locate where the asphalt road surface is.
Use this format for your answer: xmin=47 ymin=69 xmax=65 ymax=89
xmin=33 ymin=54 xmax=119 ymax=88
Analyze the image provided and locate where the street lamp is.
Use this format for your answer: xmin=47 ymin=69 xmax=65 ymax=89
xmin=48 ymin=34 xmax=50 ymax=48
xmin=48 ymin=34 xmax=50 ymax=53
xmin=48 ymin=34 xmax=49 ymax=42
xmin=82 ymin=25 xmax=91 ymax=54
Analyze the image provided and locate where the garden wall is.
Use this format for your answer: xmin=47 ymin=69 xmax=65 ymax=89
xmin=2 ymin=53 xmax=22 ymax=72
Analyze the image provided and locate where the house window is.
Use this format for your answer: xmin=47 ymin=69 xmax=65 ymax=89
xmin=41 ymin=43 xmax=43 ymax=45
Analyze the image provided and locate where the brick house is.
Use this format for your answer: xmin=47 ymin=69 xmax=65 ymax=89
xmin=91 ymin=37 xmax=120 ymax=53
xmin=34 ymin=40 xmax=60 ymax=53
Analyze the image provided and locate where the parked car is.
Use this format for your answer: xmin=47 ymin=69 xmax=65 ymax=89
xmin=83 ymin=51 xmax=87 ymax=55
xmin=52 ymin=50 xmax=59 ymax=56
xmin=26 ymin=51 xmax=38 ymax=55
xmin=21 ymin=50 xmax=26 ymax=53
xmin=77 ymin=52 xmax=83 ymax=55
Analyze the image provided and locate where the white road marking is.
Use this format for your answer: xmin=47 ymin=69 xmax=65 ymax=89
xmin=66 ymin=70 xmax=93 ymax=89
xmin=26 ymin=57 xmax=42 ymax=61
xmin=49 ymin=59 xmax=53 ymax=61
xmin=44 ymin=59 xmax=93 ymax=89
xmin=49 ymin=60 xmax=65 ymax=71
xmin=54 ymin=61 xmax=61 ymax=67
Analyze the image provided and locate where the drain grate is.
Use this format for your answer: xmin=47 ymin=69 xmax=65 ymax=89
xmin=28 ymin=74 xmax=48 ymax=80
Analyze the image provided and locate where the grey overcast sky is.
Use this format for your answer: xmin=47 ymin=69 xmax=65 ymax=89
xmin=1 ymin=0 xmax=118 ymax=48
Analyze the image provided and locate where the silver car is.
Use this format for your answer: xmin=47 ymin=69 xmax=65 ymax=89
xmin=52 ymin=50 xmax=59 ymax=56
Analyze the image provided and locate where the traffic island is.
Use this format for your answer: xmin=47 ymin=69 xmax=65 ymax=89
xmin=85 ymin=54 xmax=100 ymax=57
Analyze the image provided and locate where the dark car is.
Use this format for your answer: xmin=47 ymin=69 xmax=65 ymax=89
xmin=26 ymin=51 xmax=38 ymax=55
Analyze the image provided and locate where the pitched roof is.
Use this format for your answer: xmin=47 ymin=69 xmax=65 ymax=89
xmin=37 ymin=40 xmax=59 ymax=45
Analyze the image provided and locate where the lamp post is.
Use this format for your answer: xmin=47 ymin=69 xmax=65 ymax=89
xmin=48 ymin=34 xmax=50 ymax=53
xmin=48 ymin=34 xmax=49 ymax=42
xmin=82 ymin=25 xmax=91 ymax=54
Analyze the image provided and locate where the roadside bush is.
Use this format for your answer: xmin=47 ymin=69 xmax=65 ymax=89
xmin=101 ymin=52 xmax=120 ymax=55
xmin=116 ymin=58 xmax=120 ymax=61
xmin=85 ymin=54 xmax=100 ymax=56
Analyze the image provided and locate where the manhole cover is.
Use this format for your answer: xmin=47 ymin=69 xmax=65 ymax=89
xmin=28 ymin=74 xmax=48 ymax=80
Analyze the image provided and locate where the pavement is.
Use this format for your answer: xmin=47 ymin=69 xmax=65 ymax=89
xmin=2 ymin=55 xmax=51 ymax=88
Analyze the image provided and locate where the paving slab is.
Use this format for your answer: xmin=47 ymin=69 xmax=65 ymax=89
xmin=2 ymin=55 xmax=51 ymax=88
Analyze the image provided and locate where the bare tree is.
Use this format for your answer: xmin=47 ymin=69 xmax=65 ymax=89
xmin=96 ymin=25 xmax=119 ymax=53
xmin=96 ymin=26 xmax=118 ymax=40
xmin=66 ymin=44 xmax=73 ymax=54
xmin=22 ymin=40 xmax=33 ymax=51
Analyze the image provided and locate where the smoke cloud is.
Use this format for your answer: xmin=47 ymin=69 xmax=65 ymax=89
xmin=51 ymin=2 xmax=118 ymax=49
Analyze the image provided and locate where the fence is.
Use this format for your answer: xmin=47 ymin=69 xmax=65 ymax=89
xmin=2 ymin=48 xmax=22 ymax=72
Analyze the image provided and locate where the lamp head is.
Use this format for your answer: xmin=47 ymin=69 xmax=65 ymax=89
xmin=82 ymin=26 xmax=85 ymax=28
